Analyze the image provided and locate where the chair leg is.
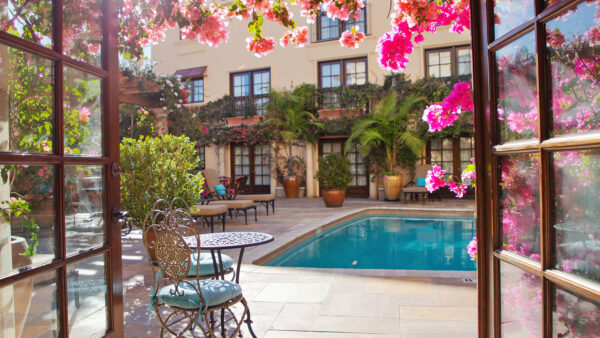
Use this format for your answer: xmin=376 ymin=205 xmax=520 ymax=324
xmin=271 ymin=200 xmax=275 ymax=214
xmin=243 ymin=209 xmax=248 ymax=225
xmin=254 ymin=206 xmax=257 ymax=222
xmin=221 ymin=213 xmax=226 ymax=232
xmin=210 ymin=216 xmax=215 ymax=232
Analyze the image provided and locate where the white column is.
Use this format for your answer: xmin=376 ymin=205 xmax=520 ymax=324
xmin=305 ymin=143 xmax=316 ymax=197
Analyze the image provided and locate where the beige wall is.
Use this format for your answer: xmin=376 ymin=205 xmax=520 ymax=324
xmin=151 ymin=2 xmax=470 ymax=100
xmin=152 ymin=3 xmax=470 ymax=198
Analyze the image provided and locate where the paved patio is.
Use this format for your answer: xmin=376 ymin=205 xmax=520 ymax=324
xmin=121 ymin=197 xmax=477 ymax=337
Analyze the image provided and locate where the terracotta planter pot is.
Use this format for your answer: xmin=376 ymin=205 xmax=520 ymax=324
xmin=383 ymin=175 xmax=403 ymax=201
xmin=318 ymin=108 xmax=364 ymax=120
xmin=225 ymin=115 xmax=263 ymax=126
xmin=322 ymin=189 xmax=346 ymax=207
xmin=283 ymin=176 xmax=300 ymax=198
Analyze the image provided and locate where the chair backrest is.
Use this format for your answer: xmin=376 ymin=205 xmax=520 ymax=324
xmin=143 ymin=198 xmax=196 ymax=265
xmin=202 ymin=168 xmax=221 ymax=194
xmin=414 ymin=164 xmax=433 ymax=179
xmin=144 ymin=212 xmax=206 ymax=308
xmin=234 ymin=175 xmax=248 ymax=193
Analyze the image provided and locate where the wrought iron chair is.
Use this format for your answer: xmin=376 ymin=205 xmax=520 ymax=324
xmin=144 ymin=209 xmax=249 ymax=337
xmin=143 ymin=198 xmax=235 ymax=280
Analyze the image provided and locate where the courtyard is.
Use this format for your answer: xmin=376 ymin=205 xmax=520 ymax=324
xmin=121 ymin=198 xmax=477 ymax=337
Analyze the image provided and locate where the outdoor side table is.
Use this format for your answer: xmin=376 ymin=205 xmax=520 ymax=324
xmin=184 ymin=231 xmax=274 ymax=338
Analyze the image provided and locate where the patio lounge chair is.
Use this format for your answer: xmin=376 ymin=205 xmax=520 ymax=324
xmin=190 ymin=203 xmax=228 ymax=232
xmin=402 ymin=164 xmax=442 ymax=204
xmin=144 ymin=210 xmax=249 ymax=337
xmin=202 ymin=169 xmax=258 ymax=225
xmin=203 ymin=169 xmax=276 ymax=215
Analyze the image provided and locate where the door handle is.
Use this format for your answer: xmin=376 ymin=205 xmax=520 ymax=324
xmin=111 ymin=207 xmax=129 ymax=223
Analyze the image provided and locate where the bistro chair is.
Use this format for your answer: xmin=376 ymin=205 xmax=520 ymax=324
xmin=143 ymin=199 xmax=235 ymax=280
xmin=144 ymin=213 xmax=249 ymax=337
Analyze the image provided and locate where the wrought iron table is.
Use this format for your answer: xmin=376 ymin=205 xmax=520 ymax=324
xmin=185 ymin=231 xmax=274 ymax=337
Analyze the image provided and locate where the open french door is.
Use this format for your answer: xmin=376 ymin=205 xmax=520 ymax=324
xmin=0 ymin=0 xmax=124 ymax=336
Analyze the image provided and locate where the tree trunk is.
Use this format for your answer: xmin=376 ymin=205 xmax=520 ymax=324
xmin=287 ymin=143 xmax=295 ymax=176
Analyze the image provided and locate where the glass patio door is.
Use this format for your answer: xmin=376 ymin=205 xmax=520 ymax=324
xmin=472 ymin=0 xmax=600 ymax=335
xmin=231 ymin=144 xmax=271 ymax=194
xmin=0 ymin=0 xmax=123 ymax=336
xmin=319 ymin=139 xmax=368 ymax=197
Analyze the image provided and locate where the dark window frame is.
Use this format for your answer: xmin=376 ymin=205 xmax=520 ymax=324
xmin=318 ymin=57 xmax=368 ymax=108
xmin=424 ymin=45 xmax=472 ymax=79
xmin=426 ymin=136 xmax=475 ymax=178
xmin=185 ymin=77 xmax=204 ymax=103
xmin=316 ymin=5 xmax=368 ymax=42
xmin=229 ymin=68 xmax=271 ymax=116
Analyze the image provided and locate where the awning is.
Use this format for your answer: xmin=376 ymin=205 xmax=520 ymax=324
xmin=174 ymin=66 xmax=207 ymax=78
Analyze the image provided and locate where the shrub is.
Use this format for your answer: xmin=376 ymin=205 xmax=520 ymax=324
xmin=120 ymin=135 xmax=204 ymax=228
xmin=315 ymin=153 xmax=353 ymax=190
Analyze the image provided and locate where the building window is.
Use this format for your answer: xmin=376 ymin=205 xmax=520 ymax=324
xmin=319 ymin=58 xmax=367 ymax=108
xmin=425 ymin=46 xmax=472 ymax=78
xmin=186 ymin=78 xmax=204 ymax=103
xmin=196 ymin=145 xmax=205 ymax=170
xmin=230 ymin=69 xmax=270 ymax=115
xmin=428 ymin=137 xmax=474 ymax=176
xmin=317 ymin=6 xmax=367 ymax=41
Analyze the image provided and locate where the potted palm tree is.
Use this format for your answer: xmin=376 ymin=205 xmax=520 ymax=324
xmin=346 ymin=92 xmax=425 ymax=201
xmin=266 ymin=89 xmax=323 ymax=198
xmin=315 ymin=153 xmax=353 ymax=207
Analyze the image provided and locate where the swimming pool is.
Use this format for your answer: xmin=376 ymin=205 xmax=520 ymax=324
xmin=265 ymin=214 xmax=476 ymax=271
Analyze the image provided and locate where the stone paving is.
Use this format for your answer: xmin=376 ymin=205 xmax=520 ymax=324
xmin=121 ymin=197 xmax=477 ymax=337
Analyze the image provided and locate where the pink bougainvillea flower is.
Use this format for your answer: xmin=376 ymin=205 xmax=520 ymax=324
xmin=425 ymin=165 xmax=446 ymax=193
xmin=339 ymin=27 xmax=365 ymax=48
xmin=280 ymin=26 xmax=309 ymax=47
xmin=247 ymin=37 xmax=275 ymax=57
xmin=203 ymin=125 xmax=209 ymax=134
xmin=422 ymin=104 xmax=460 ymax=132
xmin=376 ymin=21 xmax=414 ymax=71
xmin=447 ymin=180 xmax=468 ymax=198
xmin=467 ymin=236 xmax=477 ymax=260
xmin=79 ymin=107 xmax=91 ymax=123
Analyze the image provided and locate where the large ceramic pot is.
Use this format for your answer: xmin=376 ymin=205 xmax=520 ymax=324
xmin=383 ymin=175 xmax=403 ymax=201
xmin=283 ymin=175 xmax=300 ymax=198
xmin=322 ymin=189 xmax=346 ymax=207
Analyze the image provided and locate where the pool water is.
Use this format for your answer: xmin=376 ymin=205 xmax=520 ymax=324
xmin=266 ymin=214 xmax=476 ymax=271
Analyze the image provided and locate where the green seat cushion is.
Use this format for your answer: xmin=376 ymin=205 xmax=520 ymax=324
xmin=190 ymin=252 xmax=234 ymax=277
xmin=156 ymin=280 xmax=242 ymax=309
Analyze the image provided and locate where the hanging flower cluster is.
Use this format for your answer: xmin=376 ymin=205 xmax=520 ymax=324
xmin=377 ymin=0 xmax=470 ymax=71
xmin=422 ymin=81 xmax=474 ymax=131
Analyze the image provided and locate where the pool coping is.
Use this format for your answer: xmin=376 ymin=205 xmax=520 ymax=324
xmin=251 ymin=206 xmax=477 ymax=278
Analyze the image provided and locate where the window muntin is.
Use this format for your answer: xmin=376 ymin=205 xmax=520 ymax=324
xmin=426 ymin=46 xmax=472 ymax=78
xmin=317 ymin=6 xmax=367 ymax=41
xmin=321 ymin=63 xmax=341 ymax=88
xmin=319 ymin=13 xmax=340 ymax=40
xmin=231 ymin=69 xmax=270 ymax=115
xmin=186 ymin=78 xmax=204 ymax=103
xmin=429 ymin=137 xmax=474 ymax=177
xmin=493 ymin=0 xmax=535 ymax=39
xmin=345 ymin=60 xmax=366 ymax=86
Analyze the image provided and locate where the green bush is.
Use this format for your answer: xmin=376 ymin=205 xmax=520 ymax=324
xmin=120 ymin=135 xmax=204 ymax=228
xmin=315 ymin=153 xmax=353 ymax=190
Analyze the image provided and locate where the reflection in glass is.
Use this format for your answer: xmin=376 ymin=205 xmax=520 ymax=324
xmin=493 ymin=0 xmax=535 ymax=39
xmin=67 ymin=254 xmax=108 ymax=337
xmin=0 ymin=45 xmax=54 ymax=154
xmin=0 ymin=164 xmax=56 ymax=278
xmin=0 ymin=270 xmax=58 ymax=338
xmin=500 ymin=261 xmax=542 ymax=337
xmin=499 ymin=154 xmax=540 ymax=260
xmin=496 ymin=31 xmax=538 ymax=143
xmin=0 ymin=0 xmax=53 ymax=47
xmin=547 ymin=1 xmax=600 ymax=136
xmin=65 ymin=165 xmax=105 ymax=256
xmin=62 ymin=0 xmax=103 ymax=66
xmin=553 ymin=150 xmax=600 ymax=284
xmin=553 ymin=286 xmax=600 ymax=337
xmin=63 ymin=67 xmax=103 ymax=156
